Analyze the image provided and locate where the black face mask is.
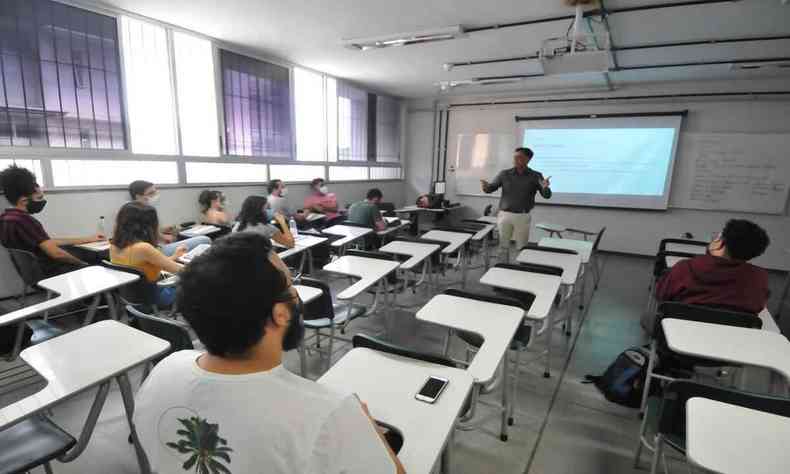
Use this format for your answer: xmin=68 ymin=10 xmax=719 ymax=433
xmin=26 ymin=199 xmax=47 ymax=214
xmin=281 ymin=298 xmax=304 ymax=352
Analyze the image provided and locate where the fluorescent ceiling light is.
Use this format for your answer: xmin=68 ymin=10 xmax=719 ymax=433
xmin=437 ymin=76 xmax=528 ymax=91
xmin=343 ymin=25 xmax=465 ymax=51
xmin=730 ymin=60 xmax=790 ymax=70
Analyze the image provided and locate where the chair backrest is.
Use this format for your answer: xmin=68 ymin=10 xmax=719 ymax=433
xmin=521 ymin=242 xmax=578 ymax=255
xmin=495 ymin=262 xmax=563 ymax=277
xmin=101 ymin=260 xmax=158 ymax=308
xmin=459 ymin=220 xmax=487 ymax=231
xmin=483 ymin=204 xmax=493 ymax=216
xmin=653 ymin=250 xmax=698 ymax=277
xmin=125 ymin=305 xmax=193 ymax=356
xmin=298 ymin=277 xmax=335 ymax=321
xmin=443 ymin=288 xmax=527 ymax=311
xmin=0 ymin=244 xmax=27 ymax=300
xmin=657 ymin=380 xmax=790 ymax=442
xmin=592 ymin=227 xmax=606 ymax=251
xmin=7 ymin=248 xmax=44 ymax=288
xmin=352 ymin=333 xmax=460 ymax=368
xmin=379 ymin=202 xmax=396 ymax=216
xmin=431 ymin=226 xmax=476 ymax=235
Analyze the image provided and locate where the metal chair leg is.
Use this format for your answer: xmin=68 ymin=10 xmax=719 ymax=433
xmin=640 ymin=341 xmax=658 ymax=414
xmin=649 ymin=435 xmax=664 ymax=474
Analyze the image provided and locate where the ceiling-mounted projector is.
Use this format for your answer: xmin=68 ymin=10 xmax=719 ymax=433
xmin=539 ymin=33 xmax=611 ymax=75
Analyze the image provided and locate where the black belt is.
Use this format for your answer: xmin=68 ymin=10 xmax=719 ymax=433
xmin=503 ymin=209 xmax=531 ymax=214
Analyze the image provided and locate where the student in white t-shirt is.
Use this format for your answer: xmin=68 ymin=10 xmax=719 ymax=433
xmin=133 ymin=232 xmax=404 ymax=474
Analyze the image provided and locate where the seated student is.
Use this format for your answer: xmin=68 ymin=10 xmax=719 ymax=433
xmin=655 ymin=219 xmax=770 ymax=315
xmin=347 ymin=188 xmax=387 ymax=232
xmin=110 ymin=202 xmax=186 ymax=307
xmin=0 ymin=165 xmax=103 ymax=277
xmin=415 ymin=193 xmax=444 ymax=209
xmin=304 ymin=178 xmax=339 ymax=221
xmin=133 ymin=233 xmax=404 ymax=474
xmin=232 ymin=195 xmax=295 ymax=249
xmin=198 ymin=190 xmax=231 ymax=226
xmin=128 ymin=180 xmax=211 ymax=256
xmin=267 ymin=179 xmax=293 ymax=217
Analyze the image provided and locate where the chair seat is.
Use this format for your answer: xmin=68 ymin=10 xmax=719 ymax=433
xmin=26 ymin=319 xmax=65 ymax=346
xmin=0 ymin=417 xmax=76 ymax=474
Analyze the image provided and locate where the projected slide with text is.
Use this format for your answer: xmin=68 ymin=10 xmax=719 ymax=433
xmin=524 ymin=128 xmax=677 ymax=196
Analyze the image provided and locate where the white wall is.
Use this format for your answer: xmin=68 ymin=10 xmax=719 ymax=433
xmin=406 ymin=80 xmax=790 ymax=271
xmin=21 ymin=181 xmax=405 ymax=237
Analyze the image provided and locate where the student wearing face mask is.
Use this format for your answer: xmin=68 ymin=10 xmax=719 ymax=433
xmin=267 ymin=179 xmax=293 ymax=217
xmin=198 ymin=190 xmax=231 ymax=226
xmin=128 ymin=180 xmax=211 ymax=256
xmin=134 ymin=232 xmax=404 ymax=474
xmin=0 ymin=165 xmax=103 ymax=277
xmin=232 ymin=195 xmax=295 ymax=249
xmin=304 ymin=177 xmax=339 ymax=221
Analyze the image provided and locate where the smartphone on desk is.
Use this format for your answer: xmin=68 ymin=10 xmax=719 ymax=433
xmin=415 ymin=376 xmax=449 ymax=404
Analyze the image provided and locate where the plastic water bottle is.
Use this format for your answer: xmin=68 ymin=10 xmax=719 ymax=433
xmin=98 ymin=216 xmax=106 ymax=238
xmin=289 ymin=216 xmax=298 ymax=237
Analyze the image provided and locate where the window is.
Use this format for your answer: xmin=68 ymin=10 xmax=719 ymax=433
xmin=329 ymin=166 xmax=367 ymax=181
xmin=269 ymin=164 xmax=325 ymax=183
xmin=0 ymin=0 xmax=125 ymax=149
xmin=294 ymin=68 xmax=325 ymax=161
xmin=370 ymin=166 xmax=401 ymax=180
xmin=51 ymin=159 xmax=178 ymax=187
xmin=221 ymin=50 xmax=292 ymax=158
xmin=173 ymin=31 xmax=219 ymax=157
xmin=376 ymin=95 xmax=401 ymax=162
xmin=326 ymin=77 xmax=337 ymax=162
xmin=185 ymin=162 xmax=267 ymax=184
xmin=120 ymin=16 xmax=178 ymax=155
xmin=336 ymin=81 xmax=367 ymax=162
xmin=0 ymin=159 xmax=43 ymax=182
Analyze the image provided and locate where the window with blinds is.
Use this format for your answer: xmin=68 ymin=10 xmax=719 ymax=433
xmin=0 ymin=0 xmax=125 ymax=149
xmin=221 ymin=50 xmax=292 ymax=158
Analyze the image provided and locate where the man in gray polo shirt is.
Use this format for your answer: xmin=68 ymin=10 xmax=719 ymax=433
xmin=481 ymin=147 xmax=552 ymax=261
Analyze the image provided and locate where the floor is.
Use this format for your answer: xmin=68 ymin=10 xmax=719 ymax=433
xmin=1 ymin=250 xmax=787 ymax=474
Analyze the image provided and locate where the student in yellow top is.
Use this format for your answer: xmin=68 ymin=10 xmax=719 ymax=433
xmin=199 ymin=190 xmax=232 ymax=226
xmin=110 ymin=202 xmax=187 ymax=307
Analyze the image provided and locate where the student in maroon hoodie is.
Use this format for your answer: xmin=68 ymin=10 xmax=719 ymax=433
xmin=655 ymin=219 xmax=770 ymax=315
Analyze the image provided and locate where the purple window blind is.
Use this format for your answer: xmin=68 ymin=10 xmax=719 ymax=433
xmin=0 ymin=0 xmax=126 ymax=149
xmin=221 ymin=50 xmax=292 ymax=158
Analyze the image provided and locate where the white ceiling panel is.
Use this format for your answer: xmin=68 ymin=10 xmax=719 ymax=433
xmin=93 ymin=0 xmax=790 ymax=98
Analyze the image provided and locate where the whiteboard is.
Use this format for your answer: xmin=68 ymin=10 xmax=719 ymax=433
xmin=670 ymin=133 xmax=790 ymax=214
xmin=451 ymin=132 xmax=514 ymax=198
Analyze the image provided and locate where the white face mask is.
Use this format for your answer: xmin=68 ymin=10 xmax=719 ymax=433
xmin=280 ymin=188 xmax=288 ymax=197
xmin=146 ymin=193 xmax=161 ymax=206
xmin=319 ymin=185 xmax=329 ymax=194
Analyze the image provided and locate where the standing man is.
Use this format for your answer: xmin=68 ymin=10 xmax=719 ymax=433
xmin=481 ymin=147 xmax=552 ymax=261
xmin=267 ymin=179 xmax=292 ymax=217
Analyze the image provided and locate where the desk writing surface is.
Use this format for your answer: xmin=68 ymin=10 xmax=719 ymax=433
xmin=322 ymin=225 xmax=373 ymax=247
xmin=319 ymin=348 xmax=473 ymax=474
xmin=421 ymin=230 xmax=472 ymax=254
xmin=0 ymin=266 xmax=140 ymax=327
xmin=0 ymin=321 xmax=169 ymax=429
xmin=538 ymin=237 xmax=593 ymax=263
xmin=379 ymin=241 xmax=439 ymax=270
xmin=323 ymin=256 xmax=400 ymax=300
xmin=480 ymin=267 xmax=561 ymax=320
xmin=517 ymin=248 xmax=581 ymax=285
xmin=661 ymin=319 xmax=790 ymax=380
xmin=294 ymin=285 xmax=322 ymax=304
xmin=686 ymin=397 xmax=790 ymax=474
xmin=75 ymin=240 xmax=111 ymax=252
xmin=417 ymin=294 xmax=523 ymax=384
xmin=471 ymin=224 xmax=495 ymax=241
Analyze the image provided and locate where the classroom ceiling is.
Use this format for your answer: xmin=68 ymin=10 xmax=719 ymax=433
xmin=99 ymin=0 xmax=790 ymax=99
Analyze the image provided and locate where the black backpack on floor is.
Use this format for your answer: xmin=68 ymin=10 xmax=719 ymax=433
xmin=584 ymin=346 xmax=655 ymax=408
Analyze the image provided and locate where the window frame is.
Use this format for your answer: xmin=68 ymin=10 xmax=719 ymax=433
xmin=0 ymin=0 xmax=403 ymax=191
